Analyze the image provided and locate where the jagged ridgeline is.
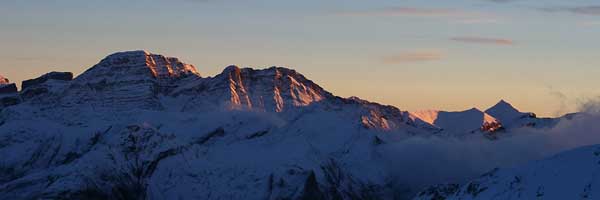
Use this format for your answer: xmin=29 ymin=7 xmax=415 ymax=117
xmin=0 ymin=51 xmax=574 ymax=199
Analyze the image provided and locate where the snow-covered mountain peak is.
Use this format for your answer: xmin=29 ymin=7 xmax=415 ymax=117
xmin=408 ymin=110 xmax=440 ymax=125
xmin=222 ymin=65 xmax=241 ymax=73
xmin=409 ymin=108 xmax=503 ymax=134
xmin=183 ymin=65 xmax=333 ymax=112
xmin=77 ymin=50 xmax=200 ymax=83
xmin=485 ymin=99 xmax=540 ymax=128
xmin=486 ymin=100 xmax=522 ymax=117
xmin=57 ymin=51 xmax=201 ymax=110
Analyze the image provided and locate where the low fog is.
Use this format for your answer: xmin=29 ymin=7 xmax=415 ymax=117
xmin=380 ymin=98 xmax=600 ymax=196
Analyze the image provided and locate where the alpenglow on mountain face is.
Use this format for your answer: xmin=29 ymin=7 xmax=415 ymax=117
xmin=0 ymin=50 xmax=581 ymax=199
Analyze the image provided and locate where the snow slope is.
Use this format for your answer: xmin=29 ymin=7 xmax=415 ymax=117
xmin=414 ymin=144 xmax=600 ymax=200
xmin=409 ymin=108 xmax=502 ymax=134
xmin=407 ymin=100 xmax=567 ymax=137
xmin=485 ymin=100 xmax=557 ymax=129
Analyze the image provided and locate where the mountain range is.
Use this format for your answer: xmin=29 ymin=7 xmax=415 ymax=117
xmin=0 ymin=50 xmax=588 ymax=199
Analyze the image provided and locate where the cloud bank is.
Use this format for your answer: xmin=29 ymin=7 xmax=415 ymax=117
xmin=379 ymin=99 xmax=600 ymax=197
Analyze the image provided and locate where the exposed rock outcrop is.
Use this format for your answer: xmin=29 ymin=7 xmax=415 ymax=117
xmin=0 ymin=75 xmax=17 ymax=94
xmin=0 ymin=75 xmax=20 ymax=108
xmin=20 ymin=72 xmax=73 ymax=101
xmin=0 ymin=83 xmax=17 ymax=95
xmin=174 ymin=65 xmax=333 ymax=112
xmin=21 ymin=72 xmax=73 ymax=90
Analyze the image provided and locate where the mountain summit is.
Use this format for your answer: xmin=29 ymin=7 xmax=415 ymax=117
xmin=484 ymin=99 xmax=554 ymax=129
xmin=486 ymin=100 xmax=528 ymax=122
xmin=79 ymin=50 xmax=201 ymax=81
xmin=179 ymin=65 xmax=333 ymax=112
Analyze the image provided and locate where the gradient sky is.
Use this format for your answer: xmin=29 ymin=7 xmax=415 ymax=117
xmin=1 ymin=0 xmax=599 ymax=117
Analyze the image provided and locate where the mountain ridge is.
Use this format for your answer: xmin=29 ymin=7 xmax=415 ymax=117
xmin=0 ymin=50 xmax=584 ymax=200
xmin=1 ymin=50 xmax=570 ymax=134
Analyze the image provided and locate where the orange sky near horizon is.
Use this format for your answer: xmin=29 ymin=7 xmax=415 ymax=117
xmin=1 ymin=0 xmax=598 ymax=117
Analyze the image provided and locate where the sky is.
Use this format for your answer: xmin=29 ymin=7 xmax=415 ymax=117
xmin=0 ymin=0 xmax=599 ymax=117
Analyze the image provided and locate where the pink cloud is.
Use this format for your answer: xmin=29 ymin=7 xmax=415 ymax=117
xmin=338 ymin=7 xmax=489 ymax=18
xmin=450 ymin=37 xmax=514 ymax=45
xmin=336 ymin=7 xmax=501 ymax=24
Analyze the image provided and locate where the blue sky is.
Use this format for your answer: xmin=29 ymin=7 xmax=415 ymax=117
xmin=1 ymin=0 xmax=599 ymax=116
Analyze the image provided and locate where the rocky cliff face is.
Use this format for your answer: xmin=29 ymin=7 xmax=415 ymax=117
xmin=0 ymin=83 xmax=17 ymax=95
xmin=172 ymin=65 xmax=334 ymax=112
xmin=0 ymin=75 xmax=17 ymax=94
xmin=61 ymin=50 xmax=201 ymax=110
xmin=0 ymin=75 xmax=20 ymax=108
xmin=19 ymin=72 xmax=73 ymax=102
xmin=21 ymin=72 xmax=73 ymax=90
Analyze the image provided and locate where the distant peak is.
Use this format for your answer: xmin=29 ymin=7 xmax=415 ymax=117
xmin=467 ymin=107 xmax=482 ymax=112
xmin=485 ymin=99 xmax=531 ymax=125
xmin=487 ymin=99 xmax=520 ymax=113
xmin=497 ymin=99 xmax=511 ymax=106
xmin=223 ymin=65 xmax=241 ymax=73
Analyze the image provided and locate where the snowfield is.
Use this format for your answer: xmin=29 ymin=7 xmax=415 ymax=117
xmin=414 ymin=144 xmax=600 ymax=200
